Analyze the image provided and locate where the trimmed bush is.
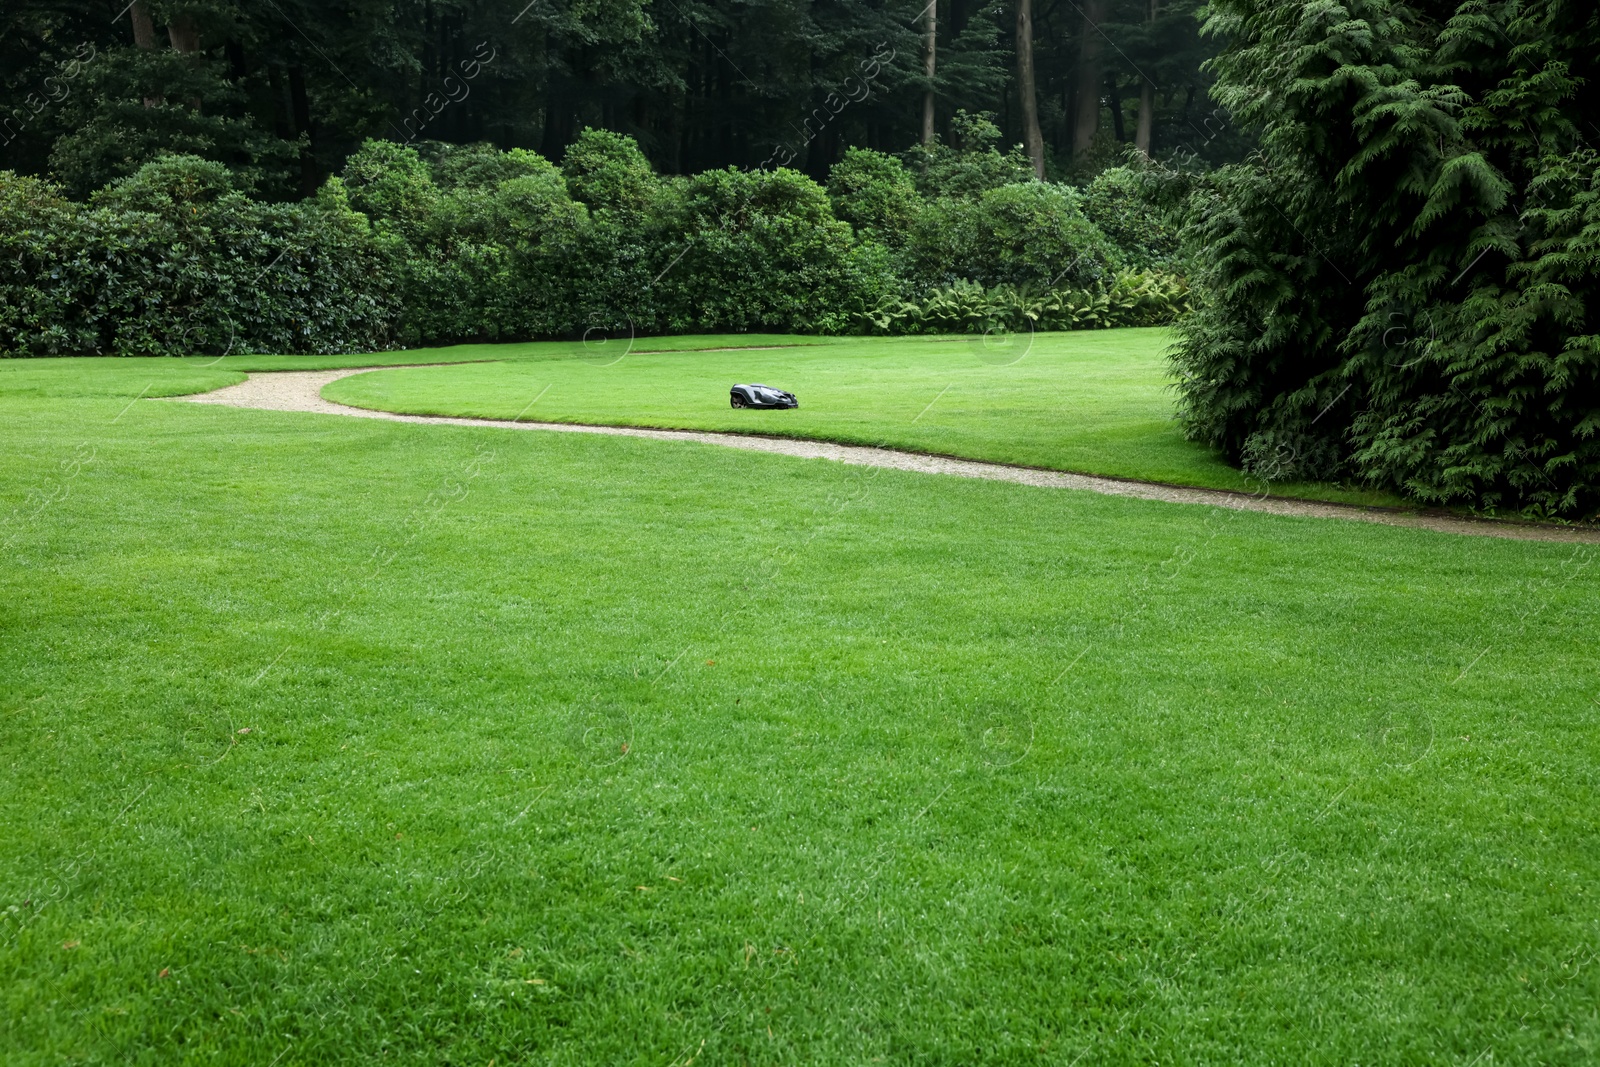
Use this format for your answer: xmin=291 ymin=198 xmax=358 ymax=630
xmin=908 ymin=182 xmax=1121 ymax=290
xmin=2 ymin=129 xmax=1187 ymax=357
xmin=0 ymin=159 xmax=394 ymax=356
xmin=1081 ymin=165 xmax=1183 ymax=272
xmin=827 ymin=148 xmax=920 ymax=247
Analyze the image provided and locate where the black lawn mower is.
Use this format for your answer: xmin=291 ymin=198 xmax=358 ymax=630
xmin=729 ymin=383 xmax=798 ymax=409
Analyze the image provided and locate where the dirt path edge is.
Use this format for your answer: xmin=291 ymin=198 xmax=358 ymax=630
xmin=170 ymin=366 xmax=1600 ymax=544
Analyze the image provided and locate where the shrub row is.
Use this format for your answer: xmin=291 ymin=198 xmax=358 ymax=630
xmin=1 ymin=132 xmax=1182 ymax=356
xmin=0 ymin=159 xmax=392 ymax=356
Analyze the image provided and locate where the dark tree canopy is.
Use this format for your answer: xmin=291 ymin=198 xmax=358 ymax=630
xmin=2 ymin=0 xmax=1236 ymax=196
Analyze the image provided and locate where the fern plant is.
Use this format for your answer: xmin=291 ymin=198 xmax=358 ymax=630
xmin=861 ymin=270 xmax=1191 ymax=335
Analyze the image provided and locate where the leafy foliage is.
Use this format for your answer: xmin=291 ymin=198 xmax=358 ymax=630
xmin=5 ymin=127 xmax=1177 ymax=354
xmin=2 ymin=0 xmax=1239 ymax=192
xmin=908 ymin=180 xmax=1121 ymax=289
xmin=862 ymin=269 xmax=1191 ymax=334
xmin=561 ymin=129 xmax=660 ymax=217
xmin=47 ymin=42 xmax=298 ymax=198
xmin=0 ymin=160 xmax=393 ymax=357
xmin=826 ymin=147 xmax=920 ymax=247
xmin=904 ymin=110 xmax=1035 ymax=199
xmin=648 ymin=166 xmax=895 ymax=334
xmin=1080 ymin=164 xmax=1184 ymax=272
xmin=1167 ymin=0 xmax=1600 ymax=516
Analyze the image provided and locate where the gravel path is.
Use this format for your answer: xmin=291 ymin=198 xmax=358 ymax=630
xmin=174 ymin=367 xmax=1600 ymax=543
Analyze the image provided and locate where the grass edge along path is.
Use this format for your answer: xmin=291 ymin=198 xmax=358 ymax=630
xmin=182 ymin=366 xmax=1600 ymax=544
xmin=317 ymin=329 xmax=1409 ymax=507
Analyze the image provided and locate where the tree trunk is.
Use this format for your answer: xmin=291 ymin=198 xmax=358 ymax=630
xmin=1134 ymin=0 xmax=1158 ymax=155
xmin=1015 ymin=0 xmax=1045 ymax=177
xmin=1106 ymin=73 xmax=1125 ymax=141
xmin=168 ymin=13 xmax=201 ymax=53
xmin=129 ymin=2 xmax=163 ymax=109
xmin=1135 ymin=81 xmax=1154 ymax=154
xmin=168 ymin=12 xmax=203 ymax=110
xmin=129 ymin=1 xmax=157 ymax=49
xmin=1071 ymin=0 xmax=1107 ymax=159
xmin=268 ymin=64 xmax=289 ymax=138
xmin=225 ymin=41 xmax=247 ymax=82
xmin=289 ymin=64 xmax=318 ymax=197
xmin=540 ymin=72 xmax=573 ymax=160
xmin=921 ymin=0 xmax=937 ymax=145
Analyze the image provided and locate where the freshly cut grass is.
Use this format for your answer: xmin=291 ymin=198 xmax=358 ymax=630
xmin=2 ymin=360 xmax=1597 ymax=1064
xmin=198 ymin=332 xmax=847 ymax=373
xmin=0 ymin=335 xmax=845 ymax=399
xmin=0 ymin=335 xmax=843 ymax=389
xmin=321 ymin=329 xmax=1402 ymax=506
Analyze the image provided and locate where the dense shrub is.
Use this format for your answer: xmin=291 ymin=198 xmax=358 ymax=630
xmin=340 ymin=140 xmax=440 ymax=236
xmin=491 ymin=163 xmax=595 ymax=338
xmin=908 ymin=182 xmax=1121 ymax=290
xmin=0 ymin=158 xmax=393 ymax=356
xmin=341 ymin=140 xmax=586 ymax=345
xmin=561 ymin=128 xmax=660 ymax=217
xmin=649 ymin=166 xmax=896 ymax=334
xmin=826 ymin=148 xmax=920 ymax=248
xmin=421 ymin=142 xmax=550 ymax=192
xmin=1 ymin=128 xmax=1187 ymax=356
xmin=863 ymin=269 xmax=1190 ymax=335
xmin=0 ymin=175 xmax=82 ymax=355
xmin=1080 ymin=165 xmax=1183 ymax=272
xmin=1167 ymin=0 xmax=1600 ymax=516
xmin=334 ymin=139 xmax=899 ymax=341
xmin=904 ymin=110 xmax=1034 ymax=200
xmin=558 ymin=130 xmax=672 ymax=334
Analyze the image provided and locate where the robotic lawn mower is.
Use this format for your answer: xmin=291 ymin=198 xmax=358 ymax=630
xmin=729 ymin=383 xmax=798 ymax=409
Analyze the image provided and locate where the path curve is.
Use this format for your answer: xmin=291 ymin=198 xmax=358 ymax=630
xmin=174 ymin=367 xmax=1600 ymax=544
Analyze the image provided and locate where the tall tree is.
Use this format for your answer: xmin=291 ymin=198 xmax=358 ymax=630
xmin=1015 ymin=0 xmax=1044 ymax=176
xmin=1134 ymin=0 xmax=1156 ymax=155
xmin=1169 ymin=0 xmax=1600 ymax=515
xmin=1071 ymin=0 xmax=1107 ymax=159
xmin=3 ymin=0 xmax=1224 ymax=191
xmin=922 ymin=0 xmax=937 ymax=144
xmin=129 ymin=3 xmax=158 ymax=50
xmin=1092 ymin=0 xmax=1229 ymax=166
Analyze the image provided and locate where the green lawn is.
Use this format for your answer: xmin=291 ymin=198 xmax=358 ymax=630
xmin=3 ymin=354 xmax=1598 ymax=1064
xmin=318 ymin=329 xmax=1402 ymax=506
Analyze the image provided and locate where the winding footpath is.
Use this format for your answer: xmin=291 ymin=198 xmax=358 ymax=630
xmin=175 ymin=367 xmax=1600 ymax=544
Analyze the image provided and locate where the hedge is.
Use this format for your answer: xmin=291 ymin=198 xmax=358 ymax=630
xmin=1 ymin=133 xmax=1160 ymax=357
